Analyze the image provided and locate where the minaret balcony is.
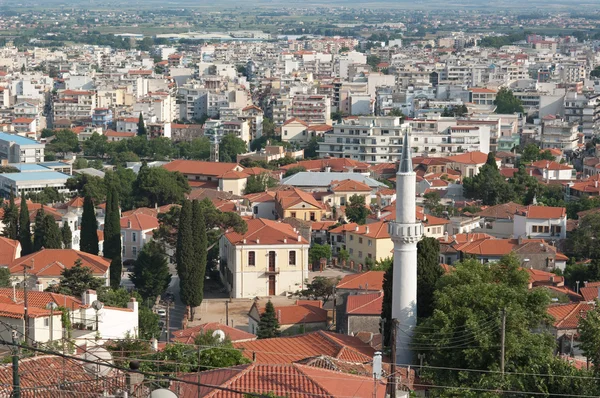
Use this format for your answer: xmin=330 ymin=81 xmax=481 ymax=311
xmin=388 ymin=221 xmax=423 ymax=244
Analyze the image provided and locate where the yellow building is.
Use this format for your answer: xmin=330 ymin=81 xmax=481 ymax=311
xmin=321 ymin=179 xmax=371 ymax=208
xmin=275 ymin=187 xmax=327 ymax=222
xmin=345 ymin=221 xmax=393 ymax=265
xmin=219 ymin=218 xmax=310 ymax=298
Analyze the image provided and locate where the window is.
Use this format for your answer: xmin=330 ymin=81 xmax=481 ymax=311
xmin=359 ymin=237 xmax=363 ymax=244
xmin=359 ymin=251 xmax=363 ymax=258
xmin=132 ymin=232 xmax=137 ymax=242
xmin=310 ymin=212 xmax=316 ymax=221
xmin=44 ymin=318 xmax=49 ymax=327
xmin=368 ymin=240 xmax=372 ymax=247
xmin=291 ymin=212 xmax=296 ymax=218
xmin=253 ymin=206 xmax=258 ymax=214
xmin=122 ymin=246 xmax=126 ymax=256
xmin=349 ymin=235 xmax=353 ymax=241
xmin=132 ymin=246 xmax=137 ymax=258
xmin=349 ymin=248 xmax=354 ymax=254
xmin=289 ymin=251 xmax=296 ymax=265
xmin=248 ymin=251 xmax=255 ymax=266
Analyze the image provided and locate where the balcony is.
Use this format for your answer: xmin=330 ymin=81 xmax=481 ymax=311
xmin=265 ymin=267 xmax=280 ymax=275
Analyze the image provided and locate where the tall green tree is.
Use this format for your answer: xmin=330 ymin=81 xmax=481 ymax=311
xmin=219 ymin=134 xmax=247 ymax=163
xmin=2 ymin=193 xmax=18 ymax=239
xmin=244 ymin=173 xmax=278 ymax=194
xmin=104 ymin=183 xmax=122 ymax=288
xmin=463 ymin=152 xmax=512 ymax=205
xmin=345 ymin=194 xmax=369 ymax=224
xmin=381 ymin=264 xmax=393 ymax=347
xmin=184 ymin=200 xmax=208 ymax=316
xmin=133 ymin=163 xmax=190 ymax=207
xmin=49 ymin=259 xmax=106 ymax=297
xmin=80 ymin=195 xmax=99 ymax=255
xmin=257 ymin=300 xmax=281 ymax=339
xmin=18 ymin=193 xmax=32 ymax=255
xmin=61 ymin=221 xmax=72 ymax=249
xmin=417 ymin=237 xmax=442 ymax=319
xmin=494 ymin=87 xmax=524 ymax=114
xmin=567 ymin=213 xmax=600 ymax=260
xmin=137 ymin=112 xmax=147 ymax=136
xmin=413 ymin=253 xmax=596 ymax=395
xmin=578 ymin=305 xmax=600 ymax=376
xmin=176 ymin=201 xmax=195 ymax=311
xmin=33 ymin=209 xmax=62 ymax=251
xmin=130 ymin=241 xmax=171 ymax=300
xmin=47 ymin=129 xmax=80 ymax=158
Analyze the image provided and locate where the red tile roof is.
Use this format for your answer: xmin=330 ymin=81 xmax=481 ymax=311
xmin=0 ymin=237 xmax=20 ymax=266
xmin=346 ymin=292 xmax=383 ymax=315
xmin=234 ymin=330 xmax=376 ymax=364
xmin=251 ymin=300 xmax=327 ymax=325
xmin=476 ymin=202 xmax=525 ymax=219
xmin=280 ymin=158 xmax=368 ymax=173
xmin=163 ymin=159 xmax=241 ymax=178
xmin=120 ymin=213 xmax=159 ymax=231
xmin=8 ymin=249 xmax=110 ymax=277
xmin=283 ymin=117 xmax=309 ymax=127
xmin=0 ymin=288 xmax=86 ymax=310
xmin=336 ymin=271 xmax=384 ymax=291
xmin=276 ymin=187 xmax=324 ymax=210
xmin=447 ymin=151 xmax=494 ymax=165
xmin=171 ymin=322 xmax=256 ymax=344
xmin=0 ymin=302 xmax=52 ymax=319
xmin=225 ymin=218 xmax=308 ymax=245
xmin=172 ymin=363 xmax=386 ymax=398
xmin=517 ymin=205 xmax=566 ymax=219
xmin=548 ymin=302 xmax=594 ymax=329
xmin=330 ymin=179 xmax=371 ymax=192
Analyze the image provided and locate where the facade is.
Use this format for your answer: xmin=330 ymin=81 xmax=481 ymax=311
xmin=219 ymin=218 xmax=310 ymax=298
xmin=345 ymin=221 xmax=393 ymax=265
xmin=120 ymin=213 xmax=159 ymax=261
xmin=0 ymin=170 xmax=70 ymax=198
xmin=290 ymin=94 xmax=331 ymax=125
xmin=53 ymin=90 xmax=97 ymax=122
xmin=0 ymin=132 xmax=45 ymax=163
xmin=92 ymin=108 xmax=113 ymax=129
xmin=541 ymin=119 xmax=579 ymax=151
xmin=345 ymin=292 xmax=383 ymax=336
xmin=513 ymin=205 xmax=567 ymax=240
xmin=248 ymin=300 xmax=328 ymax=334
xmin=275 ymin=187 xmax=327 ymax=222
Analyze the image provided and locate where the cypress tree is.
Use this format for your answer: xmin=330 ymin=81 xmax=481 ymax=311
xmin=61 ymin=221 xmax=72 ymax=249
xmin=18 ymin=193 xmax=32 ymax=255
xmin=137 ymin=112 xmax=147 ymax=136
xmin=32 ymin=208 xmax=46 ymax=252
xmin=2 ymin=192 xmax=18 ymax=239
xmin=176 ymin=200 xmax=194 ymax=310
xmin=104 ymin=185 xmax=122 ymax=288
xmin=417 ymin=237 xmax=443 ymax=319
xmin=381 ymin=263 xmax=393 ymax=347
xmin=80 ymin=195 xmax=99 ymax=255
xmin=187 ymin=200 xmax=208 ymax=316
xmin=42 ymin=214 xmax=62 ymax=249
xmin=257 ymin=300 xmax=281 ymax=339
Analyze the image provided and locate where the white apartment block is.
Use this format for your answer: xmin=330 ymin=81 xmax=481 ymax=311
xmin=0 ymin=132 xmax=45 ymax=163
xmin=53 ymin=90 xmax=97 ymax=122
xmin=541 ymin=119 xmax=580 ymax=151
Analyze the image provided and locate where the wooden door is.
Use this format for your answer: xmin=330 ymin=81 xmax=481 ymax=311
xmin=268 ymin=275 xmax=276 ymax=296
xmin=268 ymin=251 xmax=276 ymax=272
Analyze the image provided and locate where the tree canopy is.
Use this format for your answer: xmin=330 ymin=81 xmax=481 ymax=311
xmin=257 ymin=300 xmax=281 ymax=339
xmin=295 ymin=276 xmax=340 ymax=305
xmin=219 ymin=134 xmax=248 ymax=163
xmin=244 ymin=173 xmax=279 ymax=194
xmin=130 ymin=241 xmax=172 ymax=300
xmin=345 ymin=194 xmax=369 ymax=224
xmin=133 ymin=163 xmax=190 ymax=207
xmin=49 ymin=260 xmax=106 ymax=297
xmin=494 ymin=87 xmax=524 ymax=114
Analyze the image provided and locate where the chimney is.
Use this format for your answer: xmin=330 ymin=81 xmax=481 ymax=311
xmin=151 ymin=338 xmax=158 ymax=352
xmin=377 ymin=210 xmax=381 ymax=220
xmin=127 ymin=297 xmax=138 ymax=313
xmin=127 ymin=220 xmax=131 ymax=228
xmin=35 ymin=282 xmax=43 ymax=292
xmin=355 ymin=226 xmax=359 ymax=231
xmin=365 ymin=226 xmax=370 ymax=234
xmin=283 ymin=238 xmax=287 ymax=243
xmin=82 ymin=289 xmax=97 ymax=306
xmin=297 ymin=235 xmax=302 ymax=242
xmin=373 ymin=351 xmax=383 ymax=379
xmin=256 ymin=238 xmax=260 ymax=244
xmin=584 ymin=281 xmax=589 ymax=287
xmin=243 ymin=239 xmax=246 ymax=244
xmin=595 ymin=180 xmax=598 ymax=189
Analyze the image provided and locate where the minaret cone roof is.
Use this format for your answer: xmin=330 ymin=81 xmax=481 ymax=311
xmin=399 ymin=129 xmax=412 ymax=173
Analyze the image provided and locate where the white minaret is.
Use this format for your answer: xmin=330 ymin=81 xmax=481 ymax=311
xmin=388 ymin=128 xmax=423 ymax=365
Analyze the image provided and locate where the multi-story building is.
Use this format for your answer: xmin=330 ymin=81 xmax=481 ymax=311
xmin=120 ymin=213 xmax=159 ymax=261
xmin=240 ymin=105 xmax=264 ymax=141
xmin=317 ymin=117 xmax=410 ymax=164
xmin=53 ymin=90 xmax=97 ymax=123
xmin=540 ymin=118 xmax=580 ymax=151
xmin=92 ymin=108 xmax=113 ymax=129
xmin=469 ymin=88 xmax=497 ymax=105
xmin=290 ymin=95 xmax=331 ymax=125
xmin=219 ymin=218 xmax=310 ymax=298
xmin=564 ymin=92 xmax=600 ymax=140
xmin=0 ymin=132 xmax=44 ymax=163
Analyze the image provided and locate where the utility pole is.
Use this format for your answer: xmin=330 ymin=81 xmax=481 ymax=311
xmin=389 ymin=318 xmax=398 ymax=398
xmin=165 ymin=304 xmax=170 ymax=343
xmin=500 ymin=308 xmax=506 ymax=376
xmin=225 ymin=301 xmax=229 ymax=327
xmin=11 ymin=330 xmax=20 ymax=398
xmin=23 ymin=259 xmax=32 ymax=345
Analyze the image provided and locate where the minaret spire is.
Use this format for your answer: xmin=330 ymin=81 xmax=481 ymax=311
xmin=389 ymin=124 xmax=422 ymax=365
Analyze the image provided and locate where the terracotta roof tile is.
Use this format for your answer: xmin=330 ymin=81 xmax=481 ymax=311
xmin=447 ymin=151 xmax=495 ymax=165
xmin=0 ymin=237 xmax=20 ymax=266
xmin=163 ymin=159 xmax=241 ymax=178
xmin=517 ymin=205 xmax=566 ymax=219
xmin=225 ymin=218 xmax=308 ymax=245
xmin=548 ymin=302 xmax=594 ymax=329
xmin=346 ymin=292 xmax=383 ymax=315
xmin=330 ymin=179 xmax=371 ymax=192
xmin=250 ymin=301 xmax=327 ymax=325
xmin=8 ymin=249 xmax=110 ymax=277
xmin=336 ymin=271 xmax=384 ymax=291
xmin=171 ymin=322 xmax=256 ymax=344
xmin=120 ymin=213 xmax=159 ymax=231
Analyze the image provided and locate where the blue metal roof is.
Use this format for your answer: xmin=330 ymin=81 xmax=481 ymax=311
xmin=0 ymin=171 xmax=70 ymax=182
xmin=0 ymin=132 xmax=41 ymax=146
xmin=8 ymin=163 xmax=51 ymax=172
xmin=39 ymin=161 xmax=69 ymax=167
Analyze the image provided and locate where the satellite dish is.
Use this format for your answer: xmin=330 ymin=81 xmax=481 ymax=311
xmin=81 ymin=346 xmax=113 ymax=377
xmin=91 ymin=300 xmax=104 ymax=311
xmin=46 ymin=302 xmax=58 ymax=310
xmin=148 ymin=389 xmax=178 ymax=398
xmin=212 ymin=329 xmax=226 ymax=343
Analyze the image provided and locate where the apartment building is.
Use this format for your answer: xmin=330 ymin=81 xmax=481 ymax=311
xmin=563 ymin=92 xmax=600 ymax=140
xmin=317 ymin=116 xmax=410 ymax=164
xmin=53 ymin=90 xmax=97 ymax=122
xmin=541 ymin=118 xmax=580 ymax=151
xmin=0 ymin=132 xmax=44 ymax=163
xmin=290 ymin=95 xmax=332 ymax=125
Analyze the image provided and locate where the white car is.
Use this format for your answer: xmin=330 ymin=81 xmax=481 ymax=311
xmin=156 ymin=309 xmax=167 ymax=317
